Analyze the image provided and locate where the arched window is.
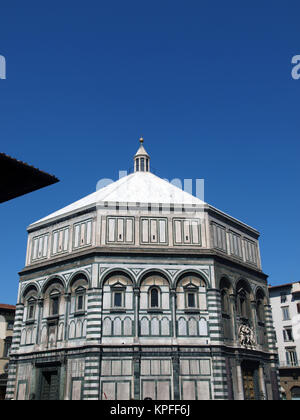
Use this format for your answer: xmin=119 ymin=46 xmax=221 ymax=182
xmin=22 ymin=285 xmax=38 ymax=322
xmin=256 ymin=290 xmax=265 ymax=324
xmin=69 ymin=274 xmax=88 ymax=315
xmin=255 ymin=289 xmax=267 ymax=347
xmin=140 ymin=273 xmax=169 ymax=311
xmin=221 ymin=289 xmax=230 ymax=314
xmin=149 ymin=287 xmax=160 ymax=308
xmin=220 ymin=278 xmax=233 ymax=341
xmin=75 ymin=286 xmax=85 ymax=312
xmin=256 ymin=299 xmax=264 ymax=323
xmin=237 ymin=287 xmax=251 ymax=320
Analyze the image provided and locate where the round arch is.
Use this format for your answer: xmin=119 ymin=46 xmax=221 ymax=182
xmin=254 ymin=286 xmax=268 ymax=303
xmin=218 ymin=275 xmax=233 ymax=292
xmin=100 ymin=269 xmax=135 ymax=288
xmin=137 ymin=269 xmax=171 ymax=288
xmin=68 ymin=270 xmax=90 ymax=292
xmin=20 ymin=283 xmax=40 ymax=304
xmin=174 ymin=270 xmax=208 ymax=289
xmin=235 ymin=278 xmax=254 ymax=299
xmin=41 ymin=275 xmax=66 ymax=295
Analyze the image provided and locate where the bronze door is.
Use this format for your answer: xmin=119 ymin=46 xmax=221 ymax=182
xmin=242 ymin=368 xmax=256 ymax=400
xmin=40 ymin=370 xmax=59 ymax=400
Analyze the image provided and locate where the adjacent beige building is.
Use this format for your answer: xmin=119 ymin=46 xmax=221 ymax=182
xmin=269 ymin=281 xmax=300 ymax=399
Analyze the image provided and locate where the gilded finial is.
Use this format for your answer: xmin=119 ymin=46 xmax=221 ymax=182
xmin=139 ymin=136 xmax=144 ymax=144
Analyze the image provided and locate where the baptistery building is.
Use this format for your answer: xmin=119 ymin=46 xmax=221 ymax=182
xmin=6 ymin=139 xmax=279 ymax=400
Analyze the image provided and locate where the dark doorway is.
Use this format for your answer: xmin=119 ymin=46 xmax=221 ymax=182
xmin=40 ymin=369 xmax=59 ymax=400
xmin=0 ymin=386 xmax=6 ymax=400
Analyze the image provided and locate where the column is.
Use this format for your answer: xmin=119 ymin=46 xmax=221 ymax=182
xmin=36 ymin=298 xmax=44 ymax=344
xmin=235 ymin=359 xmax=245 ymax=400
xmin=133 ymin=287 xmax=140 ymax=341
xmin=10 ymin=303 xmax=24 ymax=353
xmin=83 ymin=351 xmax=101 ymax=400
xmin=64 ymin=294 xmax=70 ymax=341
xmin=264 ymin=304 xmax=277 ymax=352
xmin=211 ymin=354 xmax=228 ymax=400
xmin=86 ymin=288 xmax=102 ymax=342
xmin=172 ymin=353 xmax=180 ymax=400
xmin=258 ymin=363 xmax=267 ymax=400
xmin=207 ymin=289 xmax=223 ymax=343
xmin=229 ymin=293 xmax=237 ymax=343
xmin=170 ymin=289 xmax=177 ymax=338
xmin=133 ymin=352 xmax=141 ymax=400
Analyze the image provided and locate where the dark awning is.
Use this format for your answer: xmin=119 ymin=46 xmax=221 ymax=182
xmin=0 ymin=153 xmax=59 ymax=203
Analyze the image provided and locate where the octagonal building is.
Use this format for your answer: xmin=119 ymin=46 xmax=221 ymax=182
xmin=6 ymin=139 xmax=279 ymax=400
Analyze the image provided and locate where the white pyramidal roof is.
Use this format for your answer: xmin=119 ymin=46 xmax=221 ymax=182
xmin=30 ymin=171 xmax=206 ymax=227
xmin=29 ymin=139 xmax=258 ymax=234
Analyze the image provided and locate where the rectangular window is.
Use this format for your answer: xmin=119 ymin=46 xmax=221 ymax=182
xmin=185 ymin=289 xmax=198 ymax=309
xmin=280 ymin=292 xmax=287 ymax=303
xmin=112 ymin=290 xmax=125 ymax=308
xmin=114 ymin=292 xmax=122 ymax=307
xmin=229 ymin=231 xmax=242 ymax=258
xmin=3 ymin=338 xmax=12 ymax=357
xmin=244 ymin=238 xmax=257 ymax=265
xmin=31 ymin=233 xmax=49 ymax=261
xmin=283 ymin=328 xmax=294 ymax=342
xmin=286 ymin=348 xmax=298 ymax=366
xmin=51 ymin=296 xmax=59 ymax=315
xmin=77 ymin=295 xmax=84 ymax=311
xmin=73 ymin=219 xmax=92 ymax=249
xmin=107 ymin=217 xmax=134 ymax=244
xmin=52 ymin=226 xmax=70 ymax=255
xmin=282 ymin=307 xmax=290 ymax=321
xmin=7 ymin=320 xmax=14 ymax=330
xmin=27 ymin=303 xmax=35 ymax=320
xmin=174 ymin=219 xmax=201 ymax=245
xmin=211 ymin=222 xmax=226 ymax=251
xmin=187 ymin=293 xmax=196 ymax=308
xmin=141 ymin=218 xmax=168 ymax=244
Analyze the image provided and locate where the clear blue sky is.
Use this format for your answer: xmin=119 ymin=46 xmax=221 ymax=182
xmin=1 ymin=0 xmax=299 ymax=304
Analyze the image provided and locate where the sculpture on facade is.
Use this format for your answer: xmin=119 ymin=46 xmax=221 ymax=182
xmin=238 ymin=323 xmax=256 ymax=348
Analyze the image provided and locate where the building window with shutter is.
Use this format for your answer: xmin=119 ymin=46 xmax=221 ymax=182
xmin=283 ymin=328 xmax=294 ymax=342
xmin=282 ymin=306 xmax=290 ymax=321
xmin=3 ymin=337 xmax=12 ymax=357
xmin=286 ymin=348 xmax=298 ymax=366
xmin=280 ymin=292 xmax=287 ymax=303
